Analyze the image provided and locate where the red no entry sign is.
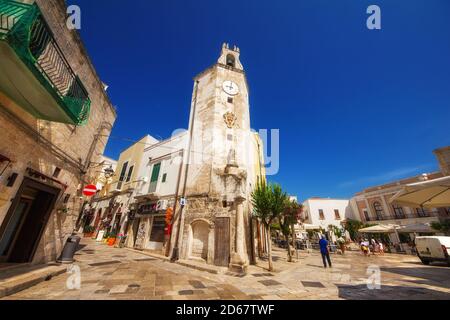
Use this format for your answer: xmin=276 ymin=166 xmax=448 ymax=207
xmin=83 ymin=184 xmax=97 ymax=196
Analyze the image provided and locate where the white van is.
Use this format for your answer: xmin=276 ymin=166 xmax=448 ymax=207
xmin=415 ymin=236 xmax=450 ymax=266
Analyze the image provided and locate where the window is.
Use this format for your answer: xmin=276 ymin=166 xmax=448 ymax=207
xmin=227 ymin=97 xmax=233 ymax=103
xmin=149 ymin=216 xmax=166 ymax=243
xmin=53 ymin=167 xmax=61 ymax=178
xmin=226 ymin=54 xmax=235 ymax=68
xmin=162 ymin=173 xmax=167 ymax=183
xmin=416 ymin=207 xmax=428 ymax=217
xmin=126 ymin=165 xmax=134 ymax=182
xmin=119 ymin=161 xmax=128 ymax=182
xmin=63 ymin=194 xmax=70 ymax=204
xmin=393 ymin=204 xmax=405 ymax=219
xmin=373 ymin=202 xmax=384 ymax=220
xmin=363 ymin=209 xmax=370 ymax=221
xmin=149 ymin=163 xmax=161 ymax=193
xmin=319 ymin=209 xmax=325 ymax=220
xmin=334 ymin=209 xmax=341 ymax=220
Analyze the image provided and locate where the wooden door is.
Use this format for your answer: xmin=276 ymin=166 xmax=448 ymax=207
xmin=214 ymin=217 xmax=230 ymax=267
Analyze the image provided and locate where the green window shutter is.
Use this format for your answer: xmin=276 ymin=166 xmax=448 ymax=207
xmin=126 ymin=165 xmax=134 ymax=182
xmin=149 ymin=163 xmax=161 ymax=193
xmin=119 ymin=162 xmax=128 ymax=182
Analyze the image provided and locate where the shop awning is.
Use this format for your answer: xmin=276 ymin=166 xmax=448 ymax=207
xmin=390 ymin=176 xmax=450 ymax=209
xmin=302 ymin=223 xmax=321 ymax=230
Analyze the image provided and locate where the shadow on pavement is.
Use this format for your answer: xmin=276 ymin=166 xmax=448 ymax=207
xmin=336 ymin=283 xmax=450 ymax=300
xmin=381 ymin=266 xmax=450 ymax=282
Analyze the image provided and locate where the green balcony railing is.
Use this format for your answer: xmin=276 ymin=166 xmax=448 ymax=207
xmin=0 ymin=0 xmax=90 ymax=125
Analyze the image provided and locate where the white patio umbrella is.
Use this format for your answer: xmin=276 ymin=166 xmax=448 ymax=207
xmin=358 ymin=224 xmax=404 ymax=251
xmin=390 ymin=176 xmax=450 ymax=209
xmin=358 ymin=224 xmax=398 ymax=233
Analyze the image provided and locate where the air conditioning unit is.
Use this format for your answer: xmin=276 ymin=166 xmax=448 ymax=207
xmin=157 ymin=200 xmax=168 ymax=211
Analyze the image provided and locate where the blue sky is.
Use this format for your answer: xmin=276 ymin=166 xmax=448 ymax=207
xmin=72 ymin=0 xmax=450 ymax=200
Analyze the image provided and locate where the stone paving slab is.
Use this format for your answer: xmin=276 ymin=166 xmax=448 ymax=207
xmin=0 ymin=264 xmax=67 ymax=299
xmin=2 ymin=239 xmax=450 ymax=300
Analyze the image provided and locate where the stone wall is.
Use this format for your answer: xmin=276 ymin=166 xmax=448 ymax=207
xmin=434 ymin=146 xmax=450 ymax=176
xmin=0 ymin=0 xmax=116 ymax=264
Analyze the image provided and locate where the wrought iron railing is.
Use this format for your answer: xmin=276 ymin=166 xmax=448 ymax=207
xmin=0 ymin=0 xmax=90 ymax=125
xmin=0 ymin=0 xmax=29 ymax=36
xmin=367 ymin=212 xmax=437 ymax=222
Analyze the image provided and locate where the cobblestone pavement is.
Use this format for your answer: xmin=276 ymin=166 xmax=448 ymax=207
xmin=3 ymin=239 xmax=450 ymax=300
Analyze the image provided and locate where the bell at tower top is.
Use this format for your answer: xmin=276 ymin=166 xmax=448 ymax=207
xmin=218 ymin=43 xmax=244 ymax=71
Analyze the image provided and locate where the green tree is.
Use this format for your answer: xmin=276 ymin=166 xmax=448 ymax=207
xmin=328 ymin=225 xmax=344 ymax=238
xmin=344 ymin=219 xmax=365 ymax=241
xmin=281 ymin=200 xmax=303 ymax=262
xmin=431 ymin=220 xmax=450 ymax=236
xmin=252 ymin=182 xmax=288 ymax=271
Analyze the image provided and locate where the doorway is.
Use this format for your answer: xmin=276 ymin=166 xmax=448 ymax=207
xmin=214 ymin=217 xmax=230 ymax=266
xmin=131 ymin=218 xmax=140 ymax=247
xmin=190 ymin=220 xmax=209 ymax=260
xmin=0 ymin=178 xmax=60 ymax=263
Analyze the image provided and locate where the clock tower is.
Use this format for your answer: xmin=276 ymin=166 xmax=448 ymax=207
xmin=176 ymin=43 xmax=254 ymax=271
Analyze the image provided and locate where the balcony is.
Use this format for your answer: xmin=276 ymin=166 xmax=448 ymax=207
xmin=0 ymin=0 xmax=90 ymax=125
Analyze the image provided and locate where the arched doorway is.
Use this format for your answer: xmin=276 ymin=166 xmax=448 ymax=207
xmin=190 ymin=220 xmax=209 ymax=260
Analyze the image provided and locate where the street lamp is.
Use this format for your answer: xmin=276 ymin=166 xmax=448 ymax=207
xmin=103 ymin=165 xmax=115 ymax=179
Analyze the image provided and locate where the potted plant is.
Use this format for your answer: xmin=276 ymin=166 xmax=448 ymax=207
xmin=102 ymin=232 xmax=110 ymax=243
xmin=107 ymin=232 xmax=117 ymax=246
xmin=83 ymin=225 xmax=95 ymax=238
xmin=337 ymin=237 xmax=346 ymax=254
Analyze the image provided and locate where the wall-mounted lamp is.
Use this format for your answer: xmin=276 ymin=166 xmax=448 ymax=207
xmin=103 ymin=165 xmax=115 ymax=179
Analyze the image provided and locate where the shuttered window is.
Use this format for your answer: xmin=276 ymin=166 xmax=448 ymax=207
xmin=149 ymin=163 xmax=161 ymax=193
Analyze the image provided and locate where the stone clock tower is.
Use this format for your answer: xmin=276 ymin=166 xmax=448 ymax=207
xmin=176 ymin=43 xmax=254 ymax=272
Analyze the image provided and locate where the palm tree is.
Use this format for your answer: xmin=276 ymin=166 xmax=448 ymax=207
xmin=252 ymin=182 xmax=288 ymax=271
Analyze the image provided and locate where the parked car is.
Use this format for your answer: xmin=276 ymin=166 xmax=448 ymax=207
xmin=415 ymin=236 xmax=450 ymax=266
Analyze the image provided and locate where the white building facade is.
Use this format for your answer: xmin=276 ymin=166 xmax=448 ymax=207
xmin=127 ymin=132 xmax=188 ymax=251
xmin=302 ymin=198 xmax=355 ymax=230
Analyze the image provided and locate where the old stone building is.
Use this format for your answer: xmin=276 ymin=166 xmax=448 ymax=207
xmin=0 ymin=0 xmax=116 ymax=265
xmin=349 ymin=146 xmax=450 ymax=244
xmin=169 ymin=44 xmax=263 ymax=272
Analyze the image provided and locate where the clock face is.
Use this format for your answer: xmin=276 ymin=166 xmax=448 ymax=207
xmin=222 ymin=80 xmax=239 ymax=96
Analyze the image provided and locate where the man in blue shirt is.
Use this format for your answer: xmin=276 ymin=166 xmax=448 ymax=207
xmin=319 ymin=236 xmax=332 ymax=268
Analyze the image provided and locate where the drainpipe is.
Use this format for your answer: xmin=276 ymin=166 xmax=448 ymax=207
xmin=170 ymin=80 xmax=200 ymax=262
xmin=165 ymin=149 xmax=184 ymax=257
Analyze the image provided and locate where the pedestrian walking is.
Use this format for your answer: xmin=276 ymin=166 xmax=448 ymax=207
xmin=361 ymin=239 xmax=370 ymax=257
xmin=378 ymin=240 xmax=384 ymax=255
xmin=319 ymin=235 xmax=332 ymax=268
